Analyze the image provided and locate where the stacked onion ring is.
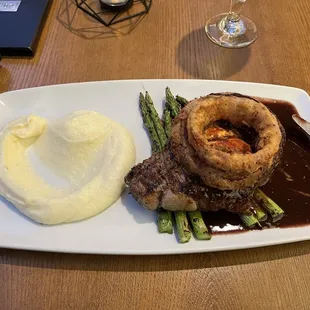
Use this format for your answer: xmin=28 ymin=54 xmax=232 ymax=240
xmin=170 ymin=93 xmax=286 ymax=191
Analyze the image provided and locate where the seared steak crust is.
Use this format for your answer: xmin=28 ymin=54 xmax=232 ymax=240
xmin=125 ymin=149 xmax=253 ymax=213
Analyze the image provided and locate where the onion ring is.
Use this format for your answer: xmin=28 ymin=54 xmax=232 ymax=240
xmin=170 ymin=93 xmax=285 ymax=190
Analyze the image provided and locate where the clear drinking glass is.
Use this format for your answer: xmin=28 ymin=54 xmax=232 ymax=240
xmin=205 ymin=0 xmax=257 ymax=48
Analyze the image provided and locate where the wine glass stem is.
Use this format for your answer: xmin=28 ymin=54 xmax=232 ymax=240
xmin=228 ymin=0 xmax=246 ymax=22
xmin=220 ymin=0 xmax=247 ymax=36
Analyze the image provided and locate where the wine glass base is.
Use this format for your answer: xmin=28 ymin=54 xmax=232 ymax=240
xmin=205 ymin=13 xmax=257 ymax=48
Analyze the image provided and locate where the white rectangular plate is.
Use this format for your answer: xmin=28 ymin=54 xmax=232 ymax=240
xmin=0 ymin=80 xmax=309 ymax=255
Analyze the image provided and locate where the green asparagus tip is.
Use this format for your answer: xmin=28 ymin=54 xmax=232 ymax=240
xmin=176 ymin=95 xmax=188 ymax=107
xmin=165 ymin=87 xmax=181 ymax=118
xmin=139 ymin=93 xmax=162 ymax=153
xmin=144 ymin=91 xmax=168 ymax=147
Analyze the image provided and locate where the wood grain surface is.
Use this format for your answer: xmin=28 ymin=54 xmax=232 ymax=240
xmin=1 ymin=0 xmax=310 ymax=309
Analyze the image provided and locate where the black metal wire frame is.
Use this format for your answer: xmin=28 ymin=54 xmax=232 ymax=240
xmin=74 ymin=0 xmax=152 ymax=27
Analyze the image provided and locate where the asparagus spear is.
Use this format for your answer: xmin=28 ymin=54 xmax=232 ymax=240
xmin=139 ymin=93 xmax=161 ymax=153
xmin=252 ymin=203 xmax=268 ymax=222
xmin=166 ymin=89 xmax=210 ymax=241
xmin=165 ymin=89 xmax=194 ymax=241
xmin=163 ymin=107 xmax=172 ymax=139
xmin=188 ymin=211 xmax=211 ymax=240
xmin=254 ymin=189 xmax=284 ymax=222
xmin=239 ymin=200 xmax=268 ymax=228
xmin=145 ymin=91 xmax=168 ymax=146
xmin=239 ymin=210 xmax=261 ymax=229
xmin=157 ymin=209 xmax=173 ymax=234
xmin=165 ymin=87 xmax=181 ymax=118
xmin=144 ymin=92 xmax=174 ymax=233
xmin=174 ymin=211 xmax=191 ymax=243
xmin=165 ymin=108 xmax=194 ymax=242
xmin=140 ymin=92 xmax=173 ymax=233
xmin=176 ymin=95 xmax=188 ymax=108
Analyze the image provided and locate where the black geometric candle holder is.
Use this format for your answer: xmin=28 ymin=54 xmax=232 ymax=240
xmin=57 ymin=0 xmax=152 ymax=39
xmin=74 ymin=0 xmax=152 ymax=27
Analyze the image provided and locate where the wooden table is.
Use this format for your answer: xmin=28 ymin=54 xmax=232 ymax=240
xmin=1 ymin=0 xmax=310 ymax=309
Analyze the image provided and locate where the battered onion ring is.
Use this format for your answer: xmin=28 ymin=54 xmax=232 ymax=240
xmin=170 ymin=93 xmax=285 ymax=190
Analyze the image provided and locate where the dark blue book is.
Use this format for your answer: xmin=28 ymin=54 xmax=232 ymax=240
xmin=0 ymin=0 xmax=52 ymax=56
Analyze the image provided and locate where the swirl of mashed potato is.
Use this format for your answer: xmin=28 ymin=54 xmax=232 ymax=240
xmin=0 ymin=111 xmax=135 ymax=224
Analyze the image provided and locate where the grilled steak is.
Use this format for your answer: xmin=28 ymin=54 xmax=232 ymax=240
xmin=125 ymin=149 xmax=254 ymax=213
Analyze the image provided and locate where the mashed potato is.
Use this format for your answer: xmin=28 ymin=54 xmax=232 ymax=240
xmin=0 ymin=111 xmax=135 ymax=224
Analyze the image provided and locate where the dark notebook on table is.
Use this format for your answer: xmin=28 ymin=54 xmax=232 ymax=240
xmin=0 ymin=0 xmax=52 ymax=57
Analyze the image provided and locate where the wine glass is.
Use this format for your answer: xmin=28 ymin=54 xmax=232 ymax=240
xmin=205 ymin=0 xmax=257 ymax=48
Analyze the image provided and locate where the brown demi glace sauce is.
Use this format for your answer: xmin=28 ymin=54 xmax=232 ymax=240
xmin=202 ymin=98 xmax=310 ymax=234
